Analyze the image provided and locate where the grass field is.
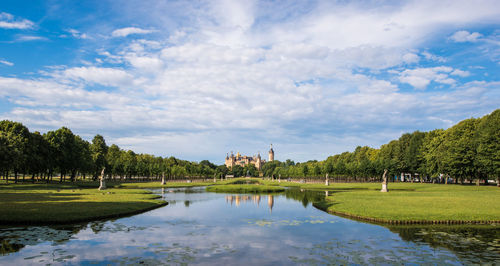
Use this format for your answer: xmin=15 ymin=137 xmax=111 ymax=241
xmin=118 ymin=181 xmax=215 ymax=189
xmin=1 ymin=178 xmax=498 ymax=224
xmin=0 ymin=183 xmax=167 ymax=225
xmin=264 ymin=181 xmax=500 ymax=223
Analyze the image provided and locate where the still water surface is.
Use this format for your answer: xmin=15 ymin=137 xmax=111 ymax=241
xmin=0 ymin=187 xmax=499 ymax=265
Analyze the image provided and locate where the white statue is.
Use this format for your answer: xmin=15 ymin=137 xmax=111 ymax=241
xmin=380 ymin=169 xmax=388 ymax=192
xmin=98 ymin=168 xmax=106 ymax=190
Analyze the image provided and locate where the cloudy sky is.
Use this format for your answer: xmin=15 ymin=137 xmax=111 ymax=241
xmin=0 ymin=0 xmax=499 ymax=164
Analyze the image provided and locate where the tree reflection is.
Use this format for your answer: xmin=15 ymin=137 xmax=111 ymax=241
xmin=388 ymin=225 xmax=500 ymax=263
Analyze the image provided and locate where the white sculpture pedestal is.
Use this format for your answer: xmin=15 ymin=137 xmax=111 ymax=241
xmin=380 ymin=183 xmax=388 ymax=192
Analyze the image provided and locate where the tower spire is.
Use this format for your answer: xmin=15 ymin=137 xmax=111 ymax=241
xmin=268 ymin=143 xmax=274 ymax=162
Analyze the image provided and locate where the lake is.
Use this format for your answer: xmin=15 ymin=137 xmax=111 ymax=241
xmin=0 ymin=187 xmax=499 ymax=265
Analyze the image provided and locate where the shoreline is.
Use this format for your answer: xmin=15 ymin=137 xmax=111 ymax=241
xmin=312 ymin=202 xmax=500 ymax=226
xmin=0 ymin=201 xmax=168 ymax=226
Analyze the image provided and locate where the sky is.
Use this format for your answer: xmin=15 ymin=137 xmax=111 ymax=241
xmin=0 ymin=0 xmax=499 ymax=164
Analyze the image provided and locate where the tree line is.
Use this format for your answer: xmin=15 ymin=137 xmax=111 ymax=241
xmin=0 ymin=121 xmax=225 ymax=183
xmin=261 ymin=109 xmax=500 ymax=185
xmin=1 ymin=108 xmax=499 ymax=184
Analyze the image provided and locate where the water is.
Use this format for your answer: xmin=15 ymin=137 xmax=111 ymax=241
xmin=0 ymin=187 xmax=499 ymax=265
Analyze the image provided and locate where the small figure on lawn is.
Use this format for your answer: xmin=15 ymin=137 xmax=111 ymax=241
xmin=380 ymin=169 xmax=388 ymax=192
xmin=98 ymin=167 xmax=106 ymax=190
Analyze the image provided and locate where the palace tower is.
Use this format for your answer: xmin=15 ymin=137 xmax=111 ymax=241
xmin=268 ymin=144 xmax=274 ymax=162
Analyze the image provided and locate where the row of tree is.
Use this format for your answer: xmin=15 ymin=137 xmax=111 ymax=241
xmin=1 ymin=108 xmax=499 ymax=184
xmin=0 ymin=121 xmax=228 ymax=182
xmin=260 ymin=109 xmax=500 ymax=185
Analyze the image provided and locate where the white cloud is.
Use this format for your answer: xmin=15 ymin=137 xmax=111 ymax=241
xmin=0 ymin=12 xmax=34 ymax=29
xmin=67 ymin=29 xmax=89 ymax=39
xmin=16 ymin=35 xmax=47 ymax=42
xmin=449 ymin=30 xmax=482 ymax=42
xmin=58 ymin=66 xmax=134 ymax=87
xmin=421 ymin=51 xmax=446 ymax=62
xmin=451 ymin=69 xmax=470 ymax=77
xmin=399 ymin=66 xmax=461 ymax=89
xmin=111 ymin=27 xmax=156 ymax=37
xmin=0 ymin=59 xmax=13 ymax=66
xmin=402 ymin=53 xmax=420 ymax=64
xmin=2 ymin=1 xmax=500 ymax=163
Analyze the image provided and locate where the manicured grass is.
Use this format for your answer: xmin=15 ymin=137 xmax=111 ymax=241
xmin=265 ymin=181 xmax=500 ymax=223
xmin=118 ymin=181 xmax=215 ymax=189
xmin=206 ymin=184 xmax=285 ymax=193
xmin=0 ymin=183 xmax=167 ymax=225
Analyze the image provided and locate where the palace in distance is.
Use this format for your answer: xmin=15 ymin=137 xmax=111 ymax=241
xmin=225 ymin=144 xmax=274 ymax=170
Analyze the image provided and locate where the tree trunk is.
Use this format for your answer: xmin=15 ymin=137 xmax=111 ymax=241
xmin=14 ymin=170 xmax=18 ymax=184
xmin=70 ymin=170 xmax=76 ymax=182
xmin=497 ymin=177 xmax=500 ymax=187
xmin=32 ymin=173 xmax=35 ymax=183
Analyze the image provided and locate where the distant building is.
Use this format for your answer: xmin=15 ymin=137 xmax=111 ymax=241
xmin=225 ymin=144 xmax=275 ymax=170
xmin=268 ymin=144 xmax=274 ymax=162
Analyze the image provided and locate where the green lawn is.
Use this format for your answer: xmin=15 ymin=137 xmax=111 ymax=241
xmin=118 ymin=181 xmax=215 ymax=189
xmin=2 ymin=179 xmax=499 ymax=224
xmin=265 ymin=181 xmax=500 ymax=223
xmin=0 ymin=183 xmax=167 ymax=225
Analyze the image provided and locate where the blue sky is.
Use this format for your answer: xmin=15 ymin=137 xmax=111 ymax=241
xmin=1 ymin=0 xmax=499 ymax=164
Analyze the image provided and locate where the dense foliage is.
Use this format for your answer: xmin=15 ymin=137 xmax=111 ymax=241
xmin=262 ymin=109 xmax=500 ymax=184
xmin=0 ymin=121 xmax=223 ymax=182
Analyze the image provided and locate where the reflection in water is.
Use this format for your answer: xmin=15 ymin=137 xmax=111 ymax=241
xmin=0 ymin=187 xmax=498 ymax=265
xmin=389 ymin=225 xmax=500 ymax=264
xmin=284 ymin=188 xmax=326 ymax=208
xmin=268 ymin=195 xmax=274 ymax=213
xmin=225 ymin=195 xmax=274 ymax=213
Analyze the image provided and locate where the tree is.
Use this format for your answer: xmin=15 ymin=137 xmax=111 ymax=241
xmin=324 ymin=161 xmax=333 ymax=175
xmin=107 ymin=144 xmax=123 ymax=178
xmin=44 ymin=127 xmax=79 ymax=182
xmin=0 ymin=120 xmax=30 ymax=182
xmin=27 ymin=131 xmax=50 ymax=182
xmin=231 ymin=165 xmax=244 ymax=177
xmin=75 ymin=136 xmax=93 ymax=181
xmin=313 ymin=164 xmax=321 ymax=177
xmin=302 ymin=164 xmax=309 ymax=177
xmin=91 ymin=135 xmax=108 ymax=179
xmin=422 ymin=129 xmax=446 ymax=180
xmin=477 ymin=109 xmax=500 ymax=186
xmin=404 ymin=131 xmax=426 ymax=174
xmin=441 ymin=118 xmax=480 ymax=184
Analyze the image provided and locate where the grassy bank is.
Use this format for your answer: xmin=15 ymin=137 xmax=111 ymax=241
xmin=118 ymin=181 xmax=215 ymax=189
xmin=0 ymin=183 xmax=167 ymax=225
xmin=267 ymin=181 xmax=500 ymax=223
